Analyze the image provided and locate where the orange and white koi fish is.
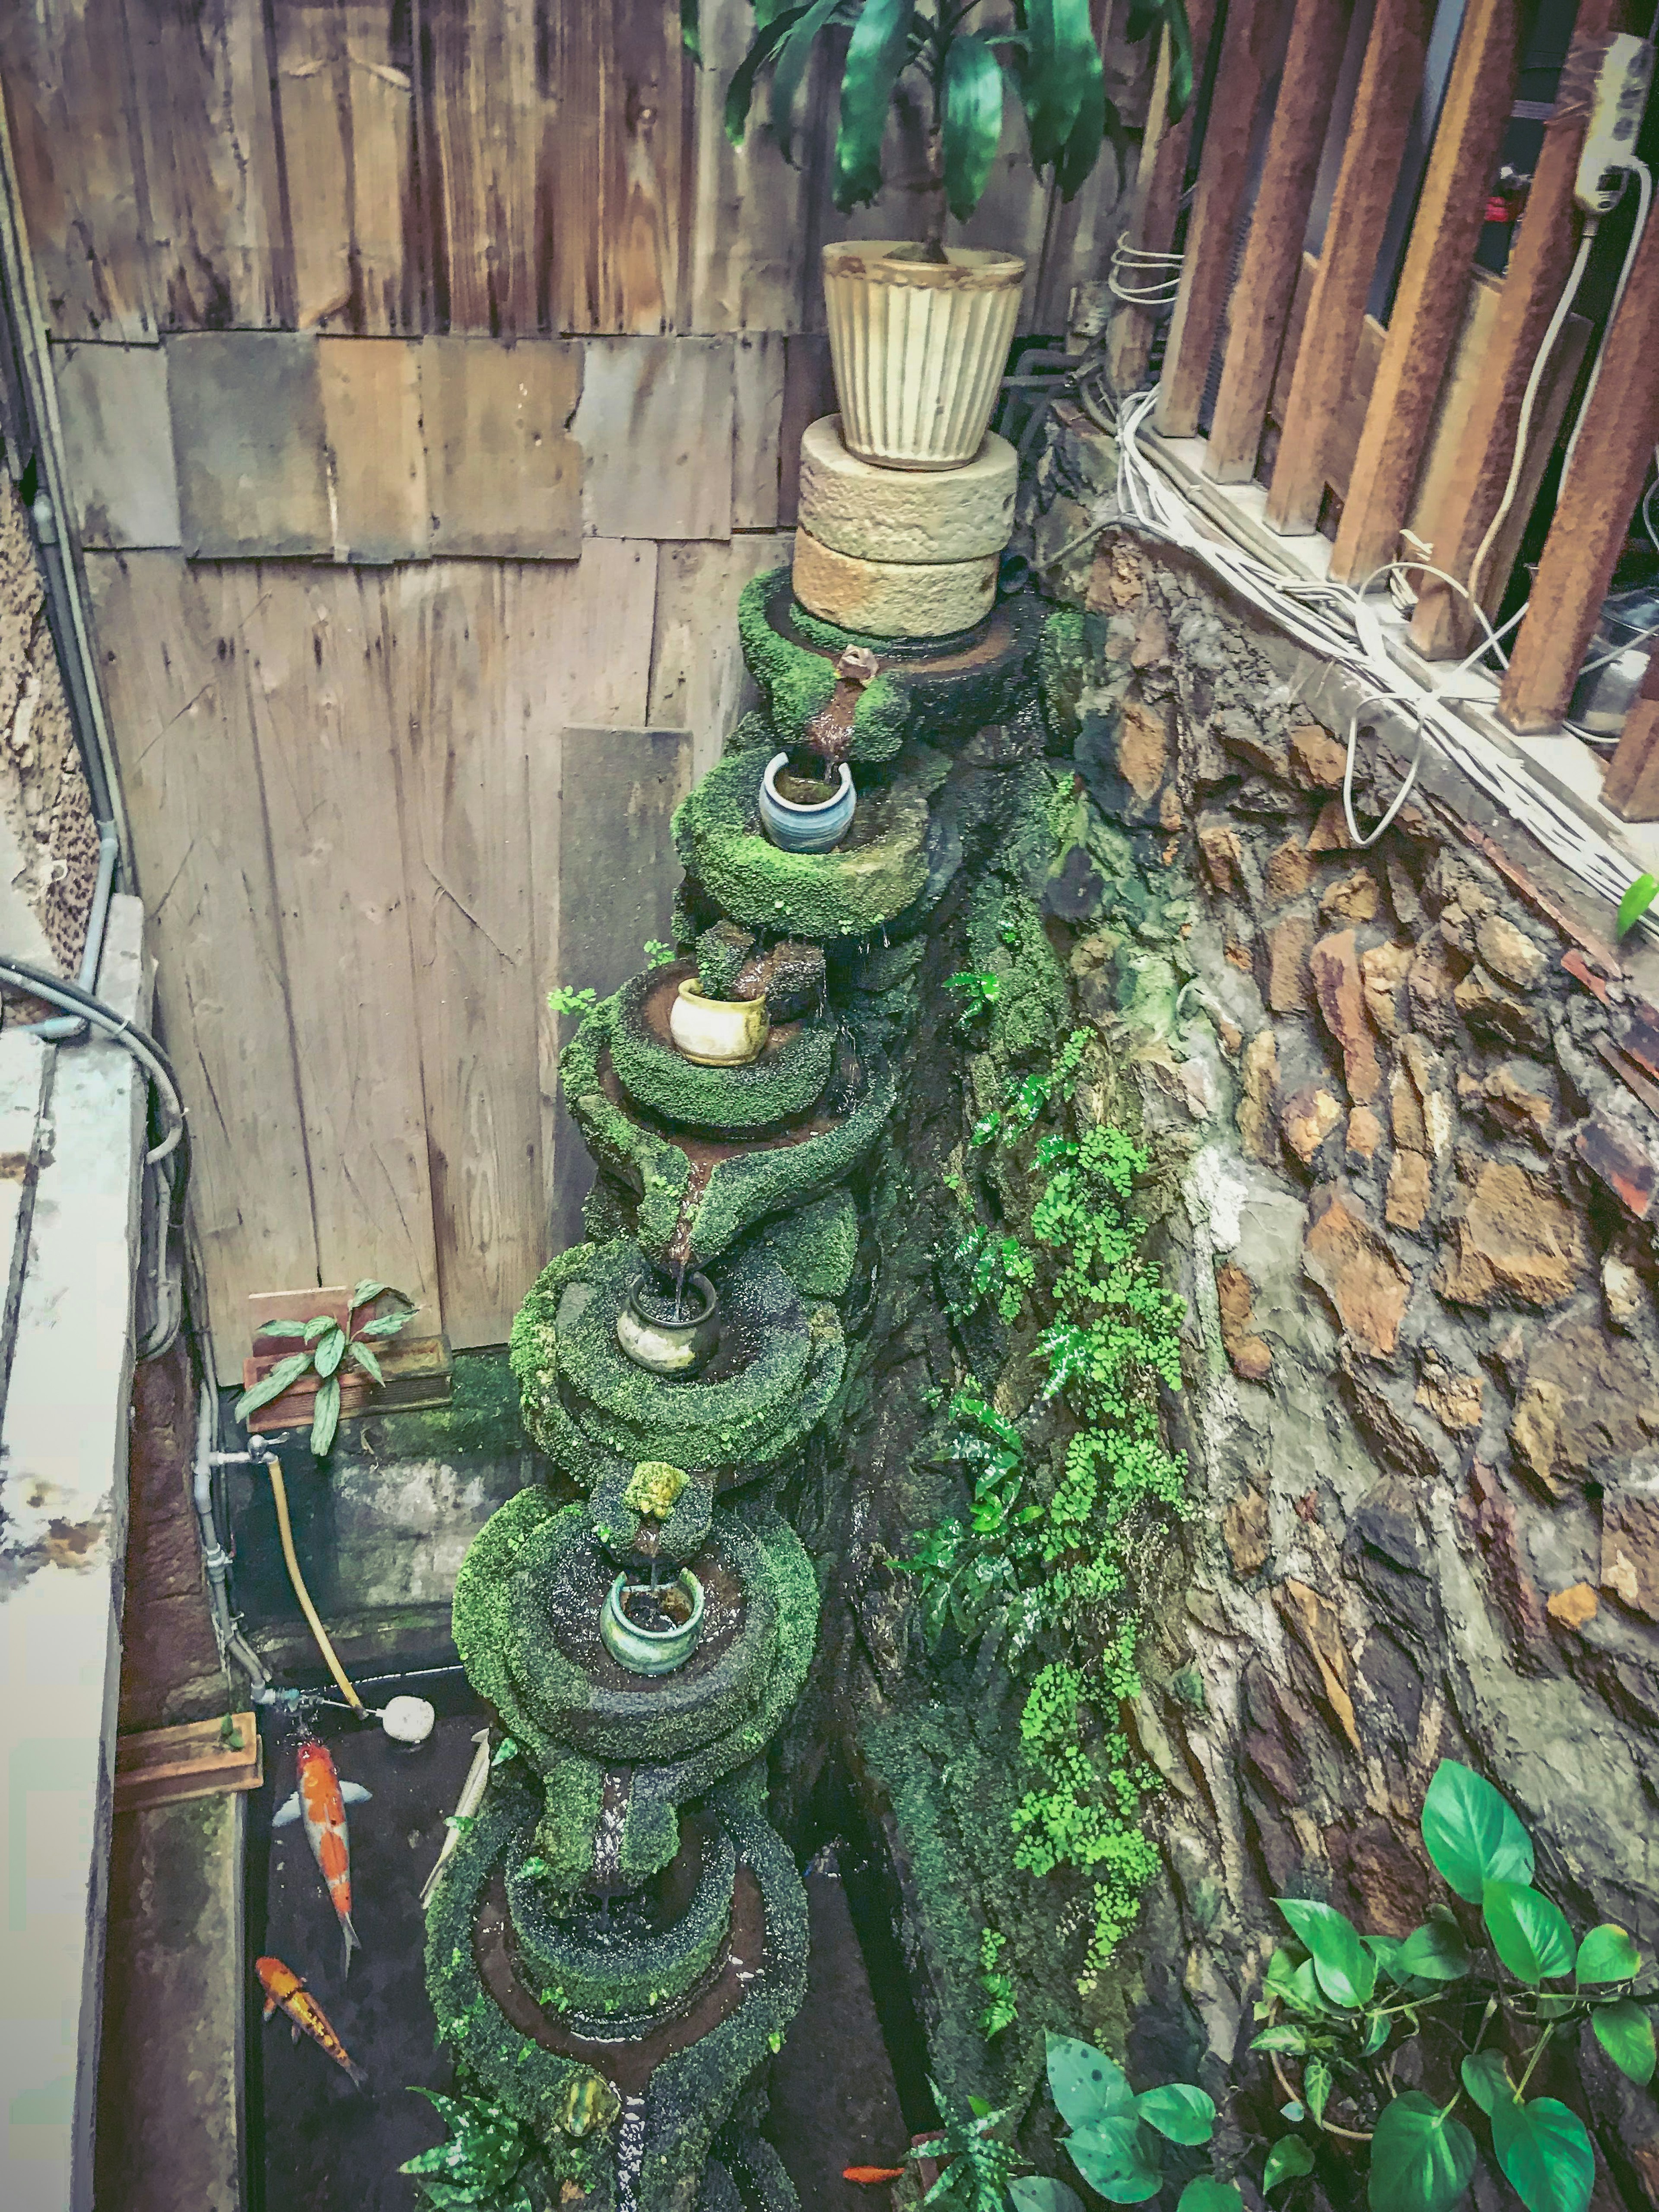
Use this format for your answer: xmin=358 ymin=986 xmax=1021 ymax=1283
xmin=273 ymin=1736 xmax=371 ymax=1975
xmin=255 ymin=1955 xmax=368 ymax=2089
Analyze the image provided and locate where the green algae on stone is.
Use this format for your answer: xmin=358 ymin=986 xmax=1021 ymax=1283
xmin=738 ymin=572 xmax=910 ymax=765
xmin=589 ymin=1460 xmax=714 ymax=1565
xmin=673 ymin=746 xmax=928 ymax=943
xmin=557 ymin=1001 xmax=894 ymax=1271
xmin=744 ymin=1189 xmax=860 ymax=1301
xmin=1039 ymin=604 xmax=1088 ymax=745
xmin=966 ymin=873 xmax=1068 ymax=1068
xmin=608 ymin=965 xmax=836 ymax=1132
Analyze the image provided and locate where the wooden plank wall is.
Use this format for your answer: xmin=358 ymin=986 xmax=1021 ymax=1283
xmin=2 ymin=0 xmax=1118 ymax=1368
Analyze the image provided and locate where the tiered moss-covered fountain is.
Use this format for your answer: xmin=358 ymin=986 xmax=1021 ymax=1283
xmin=425 ymin=394 xmax=1045 ymax=2207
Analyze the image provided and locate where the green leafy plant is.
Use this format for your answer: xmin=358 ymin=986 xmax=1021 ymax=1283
xmin=399 ymin=2087 xmax=535 ymax=2211
xmin=547 ymin=984 xmax=599 ymax=1018
xmin=235 ymin=1281 xmax=416 ymax=1455
xmin=1043 ymin=2032 xmax=1240 ymax=2210
xmin=946 ymin=969 xmax=1004 ymax=1027
xmin=979 ymin=1926 xmax=1018 ymax=2038
xmin=1617 ymin=872 xmax=1658 ymax=938
xmin=706 ymin=0 xmax=1194 ymax=259
xmin=642 ymin=939 xmax=677 ymax=967
xmin=1249 ymin=1760 xmax=1651 ymax=2212
xmin=911 ymin=2079 xmax=1027 ymax=2212
xmin=950 ymin=1222 xmax=1037 ymax=1320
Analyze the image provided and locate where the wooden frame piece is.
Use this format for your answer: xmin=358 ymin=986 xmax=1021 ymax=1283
xmin=1264 ymin=0 xmax=1435 ymax=532
xmin=1157 ymin=0 xmax=1291 ymax=436
xmin=1596 ymin=638 xmax=1659 ymax=821
xmin=1204 ymin=0 xmax=1357 ymax=483
xmin=1329 ymin=0 xmax=1522 ymax=582
xmin=1408 ymin=7 xmax=1622 ymax=659
xmin=114 ymin=1715 xmax=262 ymax=1815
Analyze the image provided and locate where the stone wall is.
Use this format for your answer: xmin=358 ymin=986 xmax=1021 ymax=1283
xmin=1029 ymin=466 xmax=1659 ymax=2197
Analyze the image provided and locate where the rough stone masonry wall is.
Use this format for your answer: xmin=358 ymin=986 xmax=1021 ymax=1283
xmin=1034 ymin=470 xmax=1659 ymax=2199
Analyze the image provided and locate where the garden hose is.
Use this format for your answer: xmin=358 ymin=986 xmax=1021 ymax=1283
xmin=261 ymin=1451 xmax=365 ymax=1714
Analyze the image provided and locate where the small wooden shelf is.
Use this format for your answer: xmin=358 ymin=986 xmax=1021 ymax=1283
xmin=114 ymin=1713 xmax=263 ymax=1815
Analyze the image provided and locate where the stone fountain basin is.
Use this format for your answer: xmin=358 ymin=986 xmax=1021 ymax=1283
xmin=512 ymin=1240 xmax=846 ymax=1482
xmin=610 ymin=962 xmax=837 ymax=1131
xmin=672 ymin=741 xmax=928 ymax=941
xmin=557 ymin=1000 xmax=892 ymax=1274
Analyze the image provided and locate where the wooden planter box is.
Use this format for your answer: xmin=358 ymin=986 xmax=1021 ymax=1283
xmin=114 ymin=1713 xmax=262 ymax=1815
xmin=242 ymin=1285 xmax=452 ymax=1434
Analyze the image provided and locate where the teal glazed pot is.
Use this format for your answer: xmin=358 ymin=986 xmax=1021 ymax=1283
xmin=600 ymin=1569 xmax=705 ymax=1675
xmin=759 ymin=752 xmax=855 ymax=853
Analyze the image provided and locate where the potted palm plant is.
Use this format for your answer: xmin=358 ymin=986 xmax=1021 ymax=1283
xmin=704 ymin=0 xmax=1192 ymax=469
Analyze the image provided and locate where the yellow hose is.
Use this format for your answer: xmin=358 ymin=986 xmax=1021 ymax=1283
xmin=263 ymin=1455 xmax=365 ymax=1713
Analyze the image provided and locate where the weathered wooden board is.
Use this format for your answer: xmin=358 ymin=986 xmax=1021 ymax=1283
xmin=417 ymin=0 xmax=538 ymax=335
xmin=548 ymin=726 xmax=690 ymax=1253
xmin=385 ymin=564 xmax=542 ymax=1347
xmin=53 ymin=343 xmax=181 ymax=549
xmin=422 ymin=337 xmax=583 ymax=558
xmin=778 ymin=336 xmax=839 ymax=528
xmin=688 ymin=0 xmax=810 ymax=332
xmin=126 ymin=0 xmax=286 ymax=330
xmin=232 ymin=567 xmax=440 ymax=1316
xmin=167 ymin=334 xmax=331 ymax=557
xmin=0 ymin=0 xmax=158 ymax=341
xmin=1108 ymin=0 xmax=1221 ymax=392
xmin=85 ymin=551 xmax=319 ymax=1373
xmin=573 ymin=337 xmax=734 ymax=540
xmin=733 ymin=333 xmax=785 ymax=531
xmin=272 ymin=0 xmax=419 ymax=333
xmin=537 ymin=0 xmax=696 ymax=335
xmin=649 ymin=535 xmax=795 ymax=783
xmin=318 ymin=339 xmax=428 ymax=562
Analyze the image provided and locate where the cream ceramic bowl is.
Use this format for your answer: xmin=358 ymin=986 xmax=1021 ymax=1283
xmin=669 ymin=978 xmax=769 ymax=1065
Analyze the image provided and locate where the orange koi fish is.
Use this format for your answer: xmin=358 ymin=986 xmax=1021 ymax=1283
xmin=844 ymin=2171 xmax=906 ymax=2185
xmin=273 ymin=1736 xmax=371 ymax=1974
xmin=256 ymin=1955 xmax=369 ymax=2089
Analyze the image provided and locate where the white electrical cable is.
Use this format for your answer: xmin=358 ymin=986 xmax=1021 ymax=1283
xmin=1109 ymin=237 xmax=1184 ymax=306
xmin=1113 ymin=386 xmax=1659 ymax=928
xmin=1465 ymin=222 xmax=1599 ymax=617
xmin=1560 ymin=158 xmax=1652 ymax=488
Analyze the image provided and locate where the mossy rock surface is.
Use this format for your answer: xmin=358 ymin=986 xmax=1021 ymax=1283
xmin=557 ymin=1007 xmax=893 ymax=1272
xmin=426 ymin=1770 xmax=808 ymax=2212
xmin=505 ymin=1814 xmax=736 ymax=2025
xmin=588 ymin=1460 xmax=715 ymax=1566
xmin=673 ymin=744 xmax=927 ymax=943
xmin=743 ymin=1190 xmax=860 ymax=1301
xmin=609 ymin=964 xmax=836 ymax=1131
xmin=452 ymin=1487 xmax=810 ymax=1771
xmin=744 ymin=567 xmax=1045 ymax=752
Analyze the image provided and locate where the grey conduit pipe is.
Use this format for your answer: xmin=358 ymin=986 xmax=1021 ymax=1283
xmin=192 ymin=1379 xmax=275 ymax=1704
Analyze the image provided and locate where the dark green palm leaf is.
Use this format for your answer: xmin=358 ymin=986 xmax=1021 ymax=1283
xmin=771 ymin=0 xmax=847 ymax=164
xmin=1055 ymin=66 xmax=1106 ymax=202
xmin=942 ymin=31 xmax=1004 ymax=220
xmin=725 ymin=5 xmax=810 ymax=147
xmin=680 ymin=0 xmax=701 ymax=63
xmin=834 ymin=0 xmax=918 ymax=210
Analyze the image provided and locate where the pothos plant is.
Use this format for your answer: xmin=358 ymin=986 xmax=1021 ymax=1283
xmin=235 ymin=1281 xmax=416 ymax=1456
xmin=686 ymin=0 xmax=1195 ymax=261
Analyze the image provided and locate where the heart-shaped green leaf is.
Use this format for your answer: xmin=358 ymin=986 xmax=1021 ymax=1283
xmin=1368 ymin=2093 xmax=1478 ymax=2212
xmin=1304 ymin=2059 xmax=1332 ymax=2124
xmin=1592 ymin=1996 xmax=1656 ymax=2085
xmin=1361 ymin=2012 xmax=1391 ymax=2056
xmin=1065 ymin=2117 xmax=1161 ymax=2202
xmin=1575 ymin=1923 xmax=1640 ymax=1985
xmin=1010 ymin=2181 xmax=1085 ymax=2212
xmin=1460 ymin=2048 xmax=1512 ymax=2114
xmin=1047 ymin=2033 xmax=1134 ymax=2130
xmin=1483 ymin=1881 xmax=1575 ymax=1984
xmin=1489 ymin=2095 xmax=1594 ymax=2212
xmin=1399 ymin=1918 xmax=1472 ymax=1982
xmin=1275 ymin=1898 xmax=1376 ymax=2008
xmin=1177 ymin=2184 xmax=1244 ymax=2212
xmin=1421 ymin=1760 xmax=1534 ymax=1902
xmin=1263 ymin=2136 xmax=1314 ymax=2191
xmin=1135 ymin=2083 xmax=1215 ymax=2145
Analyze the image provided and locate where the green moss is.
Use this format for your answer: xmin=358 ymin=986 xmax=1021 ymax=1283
xmin=368 ymin=1347 xmax=531 ymax=1462
xmin=608 ymin=968 xmax=836 ymax=1132
xmin=965 ymin=875 xmax=1068 ymax=1068
xmin=744 ymin=1189 xmax=860 ymax=1300
xmin=737 ymin=572 xmax=910 ymax=765
xmin=1039 ymin=605 xmax=1087 ymax=744
xmin=512 ymin=1240 xmax=847 ymax=1479
xmin=588 ymin=1461 xmax=715 ymax=1566
xmin=673 ymin=747 xmax=928 ymax=943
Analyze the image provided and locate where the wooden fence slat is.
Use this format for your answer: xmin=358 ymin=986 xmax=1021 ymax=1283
xmin=422 ymin=336 xmax=583 ymax=557
xmin=54 ymin=342 xmax=181 ymax=549
xmin=126 ymin=0 xmax=287 ymax=330
xmin=733 ymin=332 xmax=785 ymax=530
xmin=1205 ymin=0 xmax=1357 ymax=483
xmin=573 ymin=336 xmax=734 ymax=540
xmin=1157 ymin=0 xmax=1291 ymax=436
xmin=1264 ymin=0 xmax=1434 ymax=531
xmin=1601 ymin=644 xmax=1659 ymax=821
xmin=236 ymin=568 xmax=441 ymax=1318
xmin=1408 ymin=4 xmax=1621 ymax=659
xmin=386 ymin=566 xmax=541 ymax=1346
xmin=1498 ymin=206 xmax=1659 ymax=732
xmin=0 ymin=0 xmax=158 ymax=340
xmin=318 ymin=337 xmax=428 ymax=562
xmin=536 ymin=0 xmax=695 ymax=334
xmin=272 ymin=0 xmax=418 ymax=333
xmin=418 ymin=0 xmax=537 ymax=335
xmin=1329 ymin=0 xmax=1522 ymax=583
xmin=167 ymin=332 xmax=332 ymax=557
xmin=648 ymin=534 xmax=795 ymax=782
xmin=1108 ymin=0 xmax=1221 ymax=396
xmin=85 ymin=551 xmax=319 ymax=1374
xmin=689 ymin=0 xmax=810 ymax=333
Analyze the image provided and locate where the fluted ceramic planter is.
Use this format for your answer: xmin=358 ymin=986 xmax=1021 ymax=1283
xmin=823 ymin=242 xmax=1025 ymax=470
xmin=600 ymin=1569 xmax=705 ymax=1675
xmin=760 ymin=753 xmax=855 ymax=853
xmin=669 ymin=978 xmax=769 ymax=1065
xmin=614 ymin=1272 xmax=721 ymax=1375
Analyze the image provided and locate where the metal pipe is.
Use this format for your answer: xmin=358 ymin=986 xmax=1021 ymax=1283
xmin=192 ymin=1381 xmax=274 ymax=1703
